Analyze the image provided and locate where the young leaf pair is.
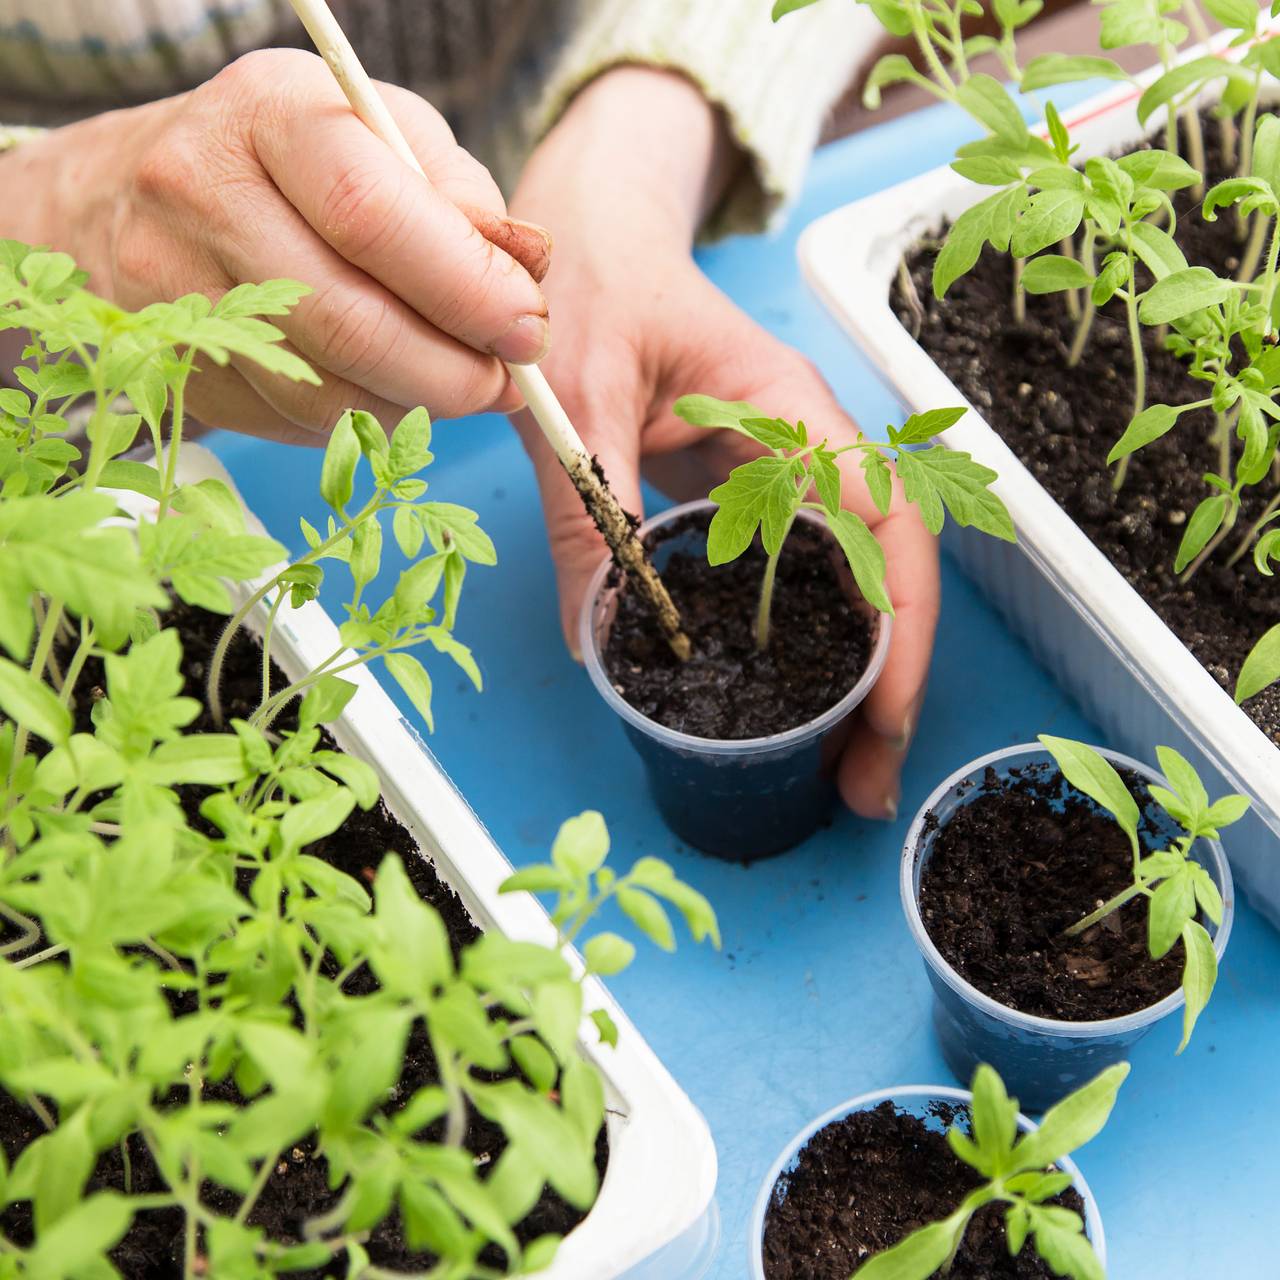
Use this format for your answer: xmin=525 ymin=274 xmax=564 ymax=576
xmin=672 ymin=396 xmax=1014 ymax=650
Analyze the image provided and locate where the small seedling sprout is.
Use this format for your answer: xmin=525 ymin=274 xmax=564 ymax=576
xmin=855 ymin=1062 xmax=1128 ymax=1280
xmin=672 ymin=397 xmax=1013 ymax=649
xmin=1039 ymin=735 xmax=1249 ymax=1051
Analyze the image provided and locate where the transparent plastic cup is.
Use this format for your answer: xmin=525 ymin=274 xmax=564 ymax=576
xmin=901 ymin=744 xmax=1234 ymax=1111
xmin=581 ymin=500 xmax=891 ymax=862
xmin=748 ymin=1085 xmax=1106 ymax=1279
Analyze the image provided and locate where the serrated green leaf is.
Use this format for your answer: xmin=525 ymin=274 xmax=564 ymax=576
xmin=956 ymin=74 xmax=1029 ymax=145
xmin=935 ymin=186 xmax=1029 ymax=298
xmin=320 ymin=411 xmax=360 ymax=512
xmin=1013 ymin=1063 xmax=1128 ymax=1172
xmin=895 ymin=446 xmax=1015 ymax=541
xmin=1178 ymin=920 xmax=1217 ymax=1052
xmin=0 ymin=656 xmax=71 ymax=744
xmin=1139 ymin=267 xmax=1234 ymax=325
xmin=824 ymin=508 xmax=892 ymax=614
xmin=706 ymin=455 xmax=801 ymax=562
xmin=1022 ymin=255 xmax=1094 ymax=294
xmin=1011 ymin=189 xmax=1087 ymax=259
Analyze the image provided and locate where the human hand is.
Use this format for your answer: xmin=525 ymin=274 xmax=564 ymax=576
xmin=509 ymin=68 xmax=938 ymax=819
xmin=0 ymin=48 xmax=552 ymax=443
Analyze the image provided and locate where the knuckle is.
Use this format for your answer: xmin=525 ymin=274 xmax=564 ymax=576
xmin=319 ymin=162 xmax=411 ymax=263
xmin=309 ymin=286 xmax=404 ymax=384
xmin=432 ymin=237 xmax=515 ymax=337
xmin=433 ymin=355 xmax=507 ymax=419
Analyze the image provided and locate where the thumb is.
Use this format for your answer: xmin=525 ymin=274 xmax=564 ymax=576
xmin=514 ymin=409 xmax=643 ymax=658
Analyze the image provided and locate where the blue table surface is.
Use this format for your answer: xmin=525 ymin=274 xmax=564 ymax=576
xmin=209 ymin=86 xmax=1280 ymax=1280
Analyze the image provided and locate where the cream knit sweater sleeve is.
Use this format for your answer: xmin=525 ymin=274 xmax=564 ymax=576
xmin=537 ymin=0 xmax=881 ymax=234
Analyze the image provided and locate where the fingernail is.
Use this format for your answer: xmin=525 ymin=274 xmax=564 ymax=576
xmin=884 ymin=792 xmax=899 ymax=822
xmin=508 ymin=216 xmax=553 ymax=256
xmin=492 ymin=314 xmax=550 ymax=365
xmin=893 ymin=712 xmax=914 ymax=754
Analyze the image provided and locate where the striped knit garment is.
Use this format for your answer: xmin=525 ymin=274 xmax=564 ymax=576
xmin=0 ymin=1 xmax=879 ymax=231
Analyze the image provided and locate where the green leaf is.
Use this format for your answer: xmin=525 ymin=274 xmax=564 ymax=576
xmin=1138 ymin=57 xmax=1236 ymax=127
xmin=1021 ymin=53 xmax=1130 ymax=90
xmin=1117 ymin=149 xmax=1201 ymax=192
xmin=1028 ymin=1207 xmax=1104 ymax=1280
xmin=1107 ymin=403 xmax=1185 ymax=464
xmin=1253 ymin=114 xmax=1280 ymax=199
xmin=707 ymin=455 xmax=801 ymax=562
xmin=864 ymin=54 xmax=928 ymax=110
xmin=551 ymin=810 xmax=610 ymax=878
xmin=956 ymin=74 xmax=1029 ymax=146
xmin=532 ymin=980 xmax=583 ymax=1059
xmin=772 ymin=0 xmax=823 ymax=16
xmin=1178 ymin=920 xmax=1217 ymax=1052
xmin=952 ymin=154 xmax=1025 ymax=186
xmin=583 ymin=932 xmax=636 ymax=977
xmin=511 ymin=1036 xmax=558 ymax=1093
xmin=320 ymin=410 xmax=360 ymax=512
xmin=389 ymin=406 xmax=433 ymax=476
xmin=299 ymin=674 xmax=358 ymax=729
xmin=895 ymin=446 xmax=1015 ymax=541
xmin=1010 ymin=189 xmax=1086 ymax=259
xmin=1204 ymin=0 xmax=1260 ymax=29
xmin=1038 ymin=735 xmax=1140 ymax=843
xmin=98 ymin=459 xmax=163 ymax=500
xmin=672 ymin=394 xmax=765 ymax=434
xmin=385 ymin=651 xmax=435 ymax=732
xmin=1021 ymin=255 xmax=1094 ymax=294
xmin=1013 ymin=1063 xmax=1129 ymax=1172
xmin=813 ymin=450 xmax=842 ymax=517
xmin=1149 ymin=868 xmax=1196 ymax=958
xmin=935 ymin=186 xmax=1029 ymax=298
xmin=24 ymin=1193 xmax=133 ymax=1279
xmin=1237 ymin=623 xmax=1280 ymax=702
xmin=969 ymin=1062 xmax=1019 ymax=1170
xmin=617 ymin=887 xmax=676 ymax=952
xmin=0 ymin=656 xmax=71 ymax=744
xmin=372 ymin=854 xmax=452 ymax=992
xmin=1154 ymin=745 xmax=1208 ymax=826
xmin=590 ymin=1008 xmax=619 ymax=1048
xmin=1174 ymin=495 xmax=1229 ymax=574
xmin=500 ymin=864 xmax=571 ymax=895
xmin=1191 ymin=864 xmax=1224 ymax=926
xmin=855 ymin=1215 xmax=969 ymax=1280
xmin=894 ymin=407 xmax=967 ymax=444
xmin=1203 ymin=792 xmax=1251 ymax=829
xmin=861 ymin=451 xmax=894 ymax=516
xmin=279 ymin=788 xmax=357 ymax=854
xmin=1129 ymin=222 xmax=1188 ymax=279
xmin=1139 ymin=267 xmax=1234 ymax=325
xmin=824 ymin=508 xmax=892 ymax=614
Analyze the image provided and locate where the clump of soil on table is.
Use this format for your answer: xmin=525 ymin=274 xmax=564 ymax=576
xmin=602 ymin=512 xmax=875 ymax=739
xmin=0 ymin=602 xmax=605 ymax=1277
xmin=892 ymin=106 xmax=1280 ymax=746
xmin=761 ymin=1099 xmax=1087 ymax=1279
xmin=918 ymin=764 xmax=1190 ymax=1019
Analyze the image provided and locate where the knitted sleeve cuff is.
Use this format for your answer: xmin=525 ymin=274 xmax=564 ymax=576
xmin=535 ymin=0 xmax=880 ymax=237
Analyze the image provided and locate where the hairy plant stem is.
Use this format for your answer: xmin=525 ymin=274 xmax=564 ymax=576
xmin=1063 ymin=881 xmax=1150 ymax=937
xmin=7 ymin=599 xmax=64 ymax=797
xmin=1182 ymin=103 xmax=1206 ymax=200
xmin=1238 ymin=213 xmax=1269 ymax=283
xmin=897 ymin=257 xmax=925 ymax=337
xmin=1067 ymin=226 xmax=1098 ymax=367
xmin=1061 ymin=236 xmax=1081 ymax=320
xmin=260 ymin=591 xmax=285 ymax=712
xmin=208 ymin=491 xmax=387 ymax=726
xmin=908 ymin=0 xmax=957 ymax=94
xmin=1113 ymin=271 xmax=1146 ymax=492
xmin=1215 ymin=410 xmax=1233 ymax=483
xmin=1239 ymin=70 xmax=1263 ymax=180
xmin=1261 ymin=214 xmax=1280 ymax=334
xmin=1012 ymin=257 xmax=1026 ymax=324
xmin=1227 ymin=488 xmax=1280 ymax=567
xmin=157 ymin=351 xmax=195 ymax=521
xmin=756 ymin=512 xmax=797 ymax=651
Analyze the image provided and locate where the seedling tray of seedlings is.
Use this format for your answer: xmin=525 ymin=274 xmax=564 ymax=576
xmin=798 ymin=28 xmax=1280 ymax=930
xmin=121 ymin=447 xmax=719 ymax=1280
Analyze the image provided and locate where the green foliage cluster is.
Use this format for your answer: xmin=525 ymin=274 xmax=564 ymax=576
xmin=672 ymin=397 xmax=1013 ymax=648
xmin=776 ymin=0 xmax=1280 ymax=703
xmin=0 ymin=242 xmax=719 ymax=1279
xmin=1039 ymin=735 xmax=1248 ymax=1052
xmin=857 ymin=1064 xmax=1128 ymax=1280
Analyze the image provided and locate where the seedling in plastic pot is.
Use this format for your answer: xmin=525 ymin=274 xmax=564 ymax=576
xmin=671 ymin=396 xmax=1014 ymax=649
xmin=857 ymin=1062 xmax=1127 ymax=1280
xmin=1039 ymin=735 xmax=1248 ymax=1051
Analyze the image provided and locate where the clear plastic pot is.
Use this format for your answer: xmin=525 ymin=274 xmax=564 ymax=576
xmin=902 ymin=744 xmax=1234 ymax=1111
xmin=748 ymin=1085 xmax=1106 ymax=1279
xmin=581 ymin=500 xmax=891 ymax=862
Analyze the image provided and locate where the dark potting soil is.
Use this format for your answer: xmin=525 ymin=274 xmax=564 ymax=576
xmin=892 ymin=107 xmax=1280 ymax=746
xmin=0 ymin=602 xmax=604 ymax=1277
xmin=761 ymin=1099 xmax=1087 ymax=1280
xmin=602 ymin=512 xmax=875 ymax=739
xmin=918 ymin=764 xmax=1187 ymax=1020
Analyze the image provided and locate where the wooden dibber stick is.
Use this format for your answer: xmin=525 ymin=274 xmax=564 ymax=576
xmin=288 ymin=0 xmax=692 ymax=661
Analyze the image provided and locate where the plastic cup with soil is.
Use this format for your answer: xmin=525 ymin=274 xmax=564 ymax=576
xmin=901 ymin=743 xmax=1234 ymax=1111
xmin=749 ymin=1084 xmax=1105 ymax=1280
xmin=580 ymin=499 xmax=891 ymax=862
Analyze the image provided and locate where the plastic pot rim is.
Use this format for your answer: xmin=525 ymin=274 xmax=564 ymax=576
xmin=747 ymin=1083 xmax=1107 ymax=1279
xmin=579 ymin=498 xmax=892 ymax=756
xmin=900 ymin=741 xmax=1235 ymax=1039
